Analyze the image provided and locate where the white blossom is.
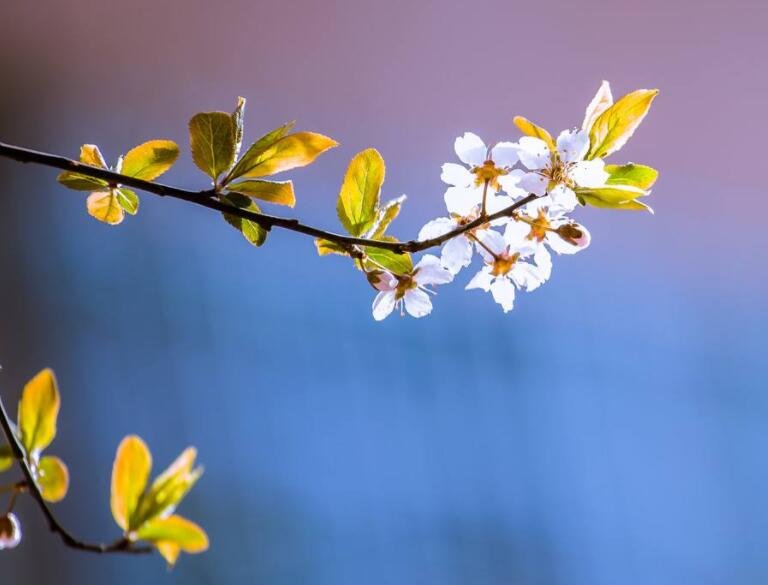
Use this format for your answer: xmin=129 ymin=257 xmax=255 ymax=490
xmin=371 ymin=255 xmax=453 ymax=320
xmin=504 ymin=207 xmax=591 ymax=255
xmin=0 ymin=513 xmax=21 ymax=550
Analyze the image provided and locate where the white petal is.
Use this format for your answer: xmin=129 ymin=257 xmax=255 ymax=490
xmin=556 ymin=129 xmax=590 ymax=163
xmin=454 ymin=132 xmax=487 ymax=167
xmin=372 ymin=291 xmax=396 ymax=321
xmin=486 ymin=193 xmax=514 ymax=215
xmin=418 ymin=217 xmax=455 ymax=241
xmin=510 ymin=261 xmax=546 ymax=291
xmin=441 ymin=235 xmax=473 ymax=274
xmin=518 ymin=171 xmax=549 ymax=196
xmin=465 ymin=268 xmax=493 ymax=292
xmin=533 ymin=246 xmax=552 ymax=282
xmin=444 ymin=186 xmax=481 ymax=216
xmin=404 ymin=288 xmax=433 ymax=318
xmin=497 ymin=170 xmax=527 ymax=197
xmin=549 ymin=184 xmax=578 ymax=212
xmin=570 ymin=159 xmax=608 ymax=188
xmin=490 ymin=278 xmax=516 ymax=312
xmin=441 ymin=163 xmax=474 ymax=187
xmin=414 ymin=254 xmax=454 ymax=285
xmin=515 ymin=136 xmax=551 ymax=170
xmin=490 ymin=141 xmax=519 ymax=168
xmin=504 ymin=218 xmax=531 ymax=247
xmin=476 ymin=229 xmax=507 ymax=256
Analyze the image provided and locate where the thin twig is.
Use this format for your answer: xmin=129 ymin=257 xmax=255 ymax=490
xmin=0 ymin=141 xmax=538 ymax=256
xmin=0 ymin=391 xmax=150 ymax=554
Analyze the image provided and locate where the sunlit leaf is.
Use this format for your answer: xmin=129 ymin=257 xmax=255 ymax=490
xmin=115 ymin=188 xmax=139 ymax=215
xmin=135 ymin=515 xmax=208 ymax=566
xmin=364 ymin=238 xmax=412 ymax=274
xmin=18 ymin=368 xmax=60 ymax=457
xmin=220 ymin=193 xmax=268 ymax=247
xmin=189 ymin=112 xmax=237 ymax=180
xmin=513 ymin=116 xmax=556 ymax=151
xmin=370 ymin=195 xmax=406 ymax=239
xmin=121 ymin=140 xmax=180 ymax=181
xmin=227 ymin=132 xmax=337 ymax=180
xmin=57 ymin=172 xmax=109 ymax=191
xmin=87 ymin=190 xmax=125 ymax=225
xmin=315 ymin=238 xmax=350 ymax=257
xmin=37 ymin=455 xmax=69 ymax=502
xmin=111 ymin=436 xmax=152 ymax=531
xmin=337 ymin=148 xmax=385 ymax=237
xmin=0 ymin=445 xmax=13 ymax=473
xmin=582 ymin=80 xmax=614 ymax=132
xmin=225 ymin=121 xmax=296 ymax=183
xmin=605 ymin=163 xmax=658 ymax=190
xmin=587 ymin=89 xmax=659 ymax=159
xmin=227 ymin=179 xmax=295 ymax=207
xmin=79 ymin=145 xmax=108 ymax=168
xmin=578 ymin=193 xmax=654 ymax=213
xmin=134 ymin=447 xmax=202 ymax=527
xmin=575 ymin=184 xmax=647 ymax=204
xmin=232 ymin=97 xmax=247 ymax=161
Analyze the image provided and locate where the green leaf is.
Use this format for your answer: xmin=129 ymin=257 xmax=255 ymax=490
xmin=371 ymin=195 xmax=406 ymax=239
xmin=0 ymin=445 xmax=13 ymax=473
xmin=133 ymin=447 xmax=202 ymax=527
xmin=111 ymin=435 xmax=152 ymax=531
xmin=189 ymin=112 xmax=237 ymax=180
xmin=135 ymin=515 xmax=208 ymax=566
xmin=605 ymin=163 xmax=658 ymax=190
xmin=364 ymin=238 xmax=412 ymax=275
xmin=513 ymin=116 xmax=556 ymax=151
xmin=38 ymin=455 xmax=69 ymax=502
xmin=337 ymin=148 xmax=385 ymax=237
xmin=121 ymin=140 xmax=180 ymax=181
xmin=315 ymin=238 xmax=350 ymax=257
xmin=79 ymin=145 xmax=108 ymax=168
xmin=227 ymin=179 xmax=295 ymax=207
xmin=57 ymin=172 xmax=109 ymax=191
xmin=579 ymin=194 xmax=654 ymax=213
xmin=582 ymin=80 xmax=613 ymax=132
xmin=587 ymin=89 xmax=659 ymax=159
xmin=232 ymin=97 xmax=247 ymax=161
xmin=115 ymin=188 xmax=139 ymax=215
xmin=226 ymin=132 xmax=337 ymax=180
xmin=87 ymin=189 xmax=125 ymax=225
xmin=575 ymin=185 xmax=647 ymax=204
xmin=225 ymin=121 xmax=296 ymax=183
xmin=220 ymin=193 xmax=268 ymax=247
xmin=18 ymin=368 xmax=60 ymax=457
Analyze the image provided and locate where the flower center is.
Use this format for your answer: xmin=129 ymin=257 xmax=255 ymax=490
xmin=471 ymin=160 xmax=508 ymax=192
xmin=544 ymin=156 xmax=575 ymax=189
xmin=527 ymin=209 xmax=551 ymax=242
xmin=395 ymin=272 xmax=418 ymax=299
xmin=490 ymin=252 xmax=519 ymax=277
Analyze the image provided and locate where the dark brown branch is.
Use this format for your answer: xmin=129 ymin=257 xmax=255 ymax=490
xmin=0 ymin=391 xmax=150 ymax=555
xmin=0 ymin=141 xmax=538 ymax=257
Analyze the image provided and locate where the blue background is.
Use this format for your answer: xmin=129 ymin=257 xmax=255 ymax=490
xmin=1 ymin=0 xmax=767 ymax=583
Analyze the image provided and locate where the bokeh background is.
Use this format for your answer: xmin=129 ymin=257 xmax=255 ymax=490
xmin=1 ymin=0 xmax=767 ymax=583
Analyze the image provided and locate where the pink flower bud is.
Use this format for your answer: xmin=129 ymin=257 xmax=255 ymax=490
xmin=0 ymin=513 xmax=21 ymax=550
xmin=556 ymin=223 xmax=590 ymax=249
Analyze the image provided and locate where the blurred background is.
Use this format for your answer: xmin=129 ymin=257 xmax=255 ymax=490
xmin=1 ymin=0 xmax=767 ymax=583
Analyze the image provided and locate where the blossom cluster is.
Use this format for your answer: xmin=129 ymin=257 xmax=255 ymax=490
xmin=368 ymin=81 xmax=658 ymax=320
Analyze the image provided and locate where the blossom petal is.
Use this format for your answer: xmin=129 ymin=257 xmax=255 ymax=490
xmin=465 ymin=268 xmax=493 ymax=292
xmin=549 ymin=184 xmax=578 ymax=212
xmin=441 ymin=163 xmax=474 ymax=188
xmin=441 ymin=235 xmax=473 ymax=274
xmin=475 ymin=229 xmax=507 ymax=256
xmin=518 ymin=172 xmax=549 ymax=196
xmin=510 ymin=261 xmax=545 ymax=291
xmin=414 ymin=254 xmax=454 ymax=285
xmin=372 ymin=290 xmax=396 ymax=321
xmin=454 ymin=133 xmax=487 ymax=167
xmin=418 ymin=217 xmax=455 ymax=241
xmin=556 ymin=129 xmax=590 ymax=163
xmin=515 ymin=137 xmax=550 ymax=170
xmin=504 ymin=218 xmax=532 ymax=247
xmin=533 ymin=246 xmax=553 ymax=282
xmin=490 ymin=141 xmax=519 ymax=168
xmin=490 ymin=278 xmax=516 ymax=312
xmin=497 ymin=169 xmax=527 ymax=197
xmin=444 ymin=186 xmax=481 ymax=216
xmin=404 ymin=288 xmax=433 ymax=318
xmin=570 ymin=159 xmax=609 ymax=188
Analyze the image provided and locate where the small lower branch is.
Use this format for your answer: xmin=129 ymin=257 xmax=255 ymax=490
xmin=0 ymin=391 xmax=150 ymax=555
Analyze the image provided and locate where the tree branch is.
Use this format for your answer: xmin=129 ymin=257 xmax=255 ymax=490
xmin=0 ymin=141 xmax=538 ymax=257
xmin=0 ymin=390 xmax=150 ymax=555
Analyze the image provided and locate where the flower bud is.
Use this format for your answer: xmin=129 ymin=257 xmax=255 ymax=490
xmin=0 ymin=513 xmax=21 ymax=550
xmin=556 ymin=223 xmax=590 ymax=249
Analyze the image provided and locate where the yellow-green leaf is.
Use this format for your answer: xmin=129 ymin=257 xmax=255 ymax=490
xmin=38 ymin=455 xmax=69 ymax=502
xmin=605 ymin=163 xmax=658 ymax=190
xmin=135 ymin=515 xmax=208 ymax=566
xmin=87 ymin=190 xmax=125 ymax=225
xmin=579 ymin=194 xmax=654 ymax=213
xmin=232 ymin=97 xmax=247 ymax=161
xmin=582 ymin=80 xmax=613 ymax=132
xmin=115 ymin=188 xmax=139 ymax=215
xmin=315 ymin=238 xmax=350 ymax=257
xmin=364 ymin=238 xmax=412 ymax=275
xmin=220 ymin=193 xmax=268 ymax=247
xmin=57 ymin=172 xmax=109 ymax=191
xmin=575 ymin=185 xmax=647 ymax=204
xmin=337 ymin=148 xmax=385 ymax=237
xmin=513 ymin=116 xmax=556 ymax=151
xmin=227 ymin=180 xmax=295 ymax=207
xmin=587 ymin=89 xmax=659 ymax=159
xmin=189 ymin=112 xmax=237 ymax=180
xmin=111 ymin=435 xmax=152 ymax=531
xmin=371 ymin=195 xmax=406 ymax=239
xmin=225 ymin=121 xmax=296 ymax=183
xmin=80 ymin=145 xmax=108 ymax=168
xmin=121 ymin=140 xmax=180 ymax=181
xmin=0 ymin=445 xmax=13 ymax=473
xmin=134 ymin=447 xmax=202 ymax=526
xmin=228 ymin=132 xmax=338 ymax=180
xmin=18 ymin=368 xmax=60 ymax=457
